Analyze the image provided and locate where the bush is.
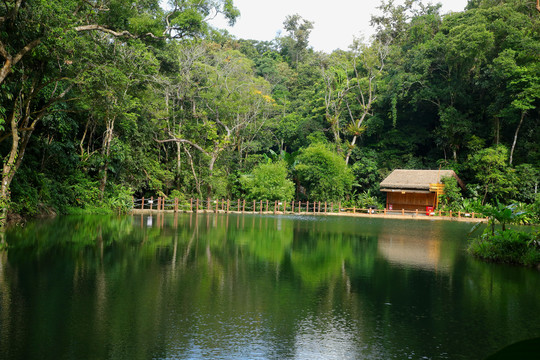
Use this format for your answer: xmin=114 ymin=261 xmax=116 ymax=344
xmin=294 ymin=143 xmax=353 ymax=201
xmin=240 ymin=160 xmax=295 ymax=201
xmin=439 ymin=176 xmax=463 ymax=211
xmin=104 ymin=184 xmax=134 ymax=214
xmin=468 ymin=229 xmax=540 ymax=267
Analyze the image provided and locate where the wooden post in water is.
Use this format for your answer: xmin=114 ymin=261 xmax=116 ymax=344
xmin=298 ymin=201 xmax=301 ymax=213
xmin=402 ymin=208 xmax=405 ymax=215
xmin=260 ymin=200 xmax=263 ymax=214
xmin=215 ymin=200 xmax=219 ymax=213
xmin=266 ymin=200 xmax=269 ymax=213
xmin=274 ymin=201 xmax=277 ymax=214
xmin=227 ymin=200 xmax=230 ymax=213
xmin=237 ymin=199 xmax=240 ymax=212
xmin=196 ymin=198 xmax=199 ymax=212
xmin=190 ymin=198 xmax=193 ymax=212
xmin=353 ymin=206 xmax=356 ymax=214
xmin=324 ymin=202 xmax=327 ymax=213
xmin=415 ymin=209 xmax=418 ymax=216
xmin=141 ymin=197 xmax=145 ymax=210
xmin=242 ymin=199 xmax=245 ymax=213
xmin=175 ymin=198 xmax=179 ymax=212
xmin=253 ymin=200 xmax=256 ymax=213
xmin=472 ymin=212 xmax=475 ymax=218
xmin=458 ymin=211 xmax=461 ymax=218
xmin=284 ymin=201 xmax=287 ymax=213
xmin=449 ymin=210 xmax=452 ymax=217
xmin=292 ymin=201 xmax=295 ymax=212
xmin=338 ymin=202 xmax=341 ymax=213
xmin=150 ymin=196 xmax=154 ymax=210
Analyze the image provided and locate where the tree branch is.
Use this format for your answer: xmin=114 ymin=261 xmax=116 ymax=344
xmin=155 ymin=137 xmax=210 ymax=157
xmin=0 ymin=38 xmax=41 ymax=84
xmin=75 ymin=25 xmax=160 ymax=39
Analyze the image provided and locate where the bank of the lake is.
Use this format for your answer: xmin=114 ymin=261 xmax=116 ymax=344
xmin=131 ymin=208 xmax=488 ymax=223
xmin=2 ymin=214 xmax=539 ymax=360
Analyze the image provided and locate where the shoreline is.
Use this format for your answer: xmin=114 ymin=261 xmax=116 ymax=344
xmin=130 ymin=209 xmax=487 ymax=223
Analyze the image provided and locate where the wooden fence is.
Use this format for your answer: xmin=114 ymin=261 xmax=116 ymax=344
xmin=132 ymin=197 xmax=486 ymax=220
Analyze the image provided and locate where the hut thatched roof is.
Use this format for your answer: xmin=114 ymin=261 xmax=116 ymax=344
xmin=380 ymin=169 xmax=464 ymax=192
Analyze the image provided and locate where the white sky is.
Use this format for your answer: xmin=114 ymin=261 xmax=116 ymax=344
xmin=209 ymin=0 xmax=470 ymax=53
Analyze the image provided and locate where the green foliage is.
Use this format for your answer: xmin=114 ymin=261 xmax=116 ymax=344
xmin=468 ymin=228 xmax=540 ymax=267
xmin=341 ymin=190 xmax=381 ymax=209
xmin=295 ymin=143 xmax=353 ymax=201
xmin=104 ymin=184 xmax=134 ymax=214
xmin=439 ymin=176 xmax=463 ymax=211
xmin=3 ymin=0 xmax=539 ymax=223
xmin=468 ymin=146 xmax=517 ymax=204
xmin=513 ymin=164 xmax=539 ymax=203
xmin=240 ymin=161 xmax=295 ymax=201
xmin=481 ymin=202 xmax=527 ymax=235
xmin=350 ymin=148 xmax=382 ymax=193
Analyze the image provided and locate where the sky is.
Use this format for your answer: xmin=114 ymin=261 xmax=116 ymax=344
xmin=209 ymin=0 xmax=470 ymax=53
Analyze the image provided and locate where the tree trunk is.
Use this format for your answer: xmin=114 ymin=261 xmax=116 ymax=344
xmin=1 ymin=98 xmax=23 ymax=227
xmin=345 ymin=135 xmax=358 ymax=165
xmin=99 ymin=117 xmax=115 ymax=199
xmin=509 ymin=111 xmax=525 ymax=166
xmin=176 ymin=141 xmax=182 ymax=186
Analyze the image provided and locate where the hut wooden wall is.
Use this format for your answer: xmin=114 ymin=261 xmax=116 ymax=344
xmin=386 ymin=192 xmax=437 ymax=211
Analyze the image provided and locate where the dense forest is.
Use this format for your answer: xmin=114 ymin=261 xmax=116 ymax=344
xmin=0 ymin=0 xmax=538 ymax=225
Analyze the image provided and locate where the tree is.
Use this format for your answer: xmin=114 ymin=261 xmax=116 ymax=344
xmin=468 ymin=145 xmax=516 ymax=204
xmin=280 ymin=14 xmax=314 ymax=68
xmin=155 ymin=42 xmax=276 ymax=196
xmin=295 ymin=143 xmax=353 ymax=201
xmin=492 ymin=49 xmax=540 ymax=165
xmin=240 ymin=161 xmax=294 ymax=201
xmin=0 ymin=0 xmax=239 ymax=224
xmin=78 ymin=39 xmax=158 ymax=198
xmin=344 ymin=38 xmax=389 ymax=164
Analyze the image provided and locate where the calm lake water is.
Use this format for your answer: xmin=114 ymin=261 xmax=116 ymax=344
xmin=1 ymin=214 xmax=539 ymax=359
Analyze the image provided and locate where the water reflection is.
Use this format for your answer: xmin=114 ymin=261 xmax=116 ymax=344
xmin=377 ymin=224 xmax=451 ymax=272
xmin=1 ymin=214 xmax=539 ymax=360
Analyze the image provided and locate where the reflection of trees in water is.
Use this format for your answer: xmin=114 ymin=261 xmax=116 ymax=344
xmin=3 ymin=215 xmax=540 ymax=359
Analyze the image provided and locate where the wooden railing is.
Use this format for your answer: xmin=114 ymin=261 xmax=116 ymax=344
xmin=132 ymin=197 xmax=486 ymax=220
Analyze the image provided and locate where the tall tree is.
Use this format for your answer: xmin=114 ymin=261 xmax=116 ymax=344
xmin=0 ymin=0 xmax=239 ymax=224
xmin=280 ymin=14 xmax=314 ymax=68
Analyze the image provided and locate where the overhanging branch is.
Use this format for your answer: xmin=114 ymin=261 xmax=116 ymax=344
xmin=75 ymin=25 xmax=161 ymax=39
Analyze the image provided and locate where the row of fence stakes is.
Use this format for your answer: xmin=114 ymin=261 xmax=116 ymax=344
xmin=132 ymin=197 xmax=483 ymax=219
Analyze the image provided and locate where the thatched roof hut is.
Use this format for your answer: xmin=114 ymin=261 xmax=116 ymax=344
xmin=379 ymin=169 xmax=464 ymax=211
xmin=380 ymin=169 xmax=464 ymax=192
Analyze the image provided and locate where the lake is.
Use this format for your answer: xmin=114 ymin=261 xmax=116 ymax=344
xmin=1 ymin=214 xmax=539 ymax=359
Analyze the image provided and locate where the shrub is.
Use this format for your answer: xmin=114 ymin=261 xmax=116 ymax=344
xmin=240 ymin=161 xmax=295 ymax=201
xmin=468 ymin=229 xmax=540 ymax=267
xmin=294 ymin=143 xmax=353 ymax=201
